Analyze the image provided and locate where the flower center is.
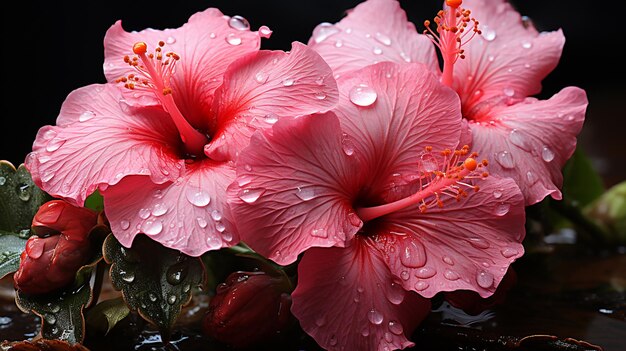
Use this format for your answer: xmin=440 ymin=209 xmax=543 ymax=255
xmin=355 ymin=145 xmax=489 ymax=222
xmin=116 ymin=41 xmax=208 ymax=157
xmin=423 ymin=0 xmax=481 ymax=87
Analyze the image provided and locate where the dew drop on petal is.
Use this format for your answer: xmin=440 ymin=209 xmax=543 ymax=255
xmin=206 ymin=236 xmax=222 ymax=250
xmin=329 ymin=335 xmax=338 ymax=346
xmin=361 ymin=328 xmax=370 ymax=337
xmin=420 ymin=153 xmax=438 ymax=172
xmin=342 ymin=137 xmax=355 ymax=156
xmin=501 ymin=247 xmax=519 ymax=258
xmin=138 ymin=208 xmax=151 ymax=219
xmin=311 ymin=228 xmax=328 ymax=238
xmin=283 ymin=77 xmax=295 ymax=86
xmin=152 ymin=203 xmax=167 ymax=217
xmin=142 ymin=220 xmax=163 ymax=235
xmin=400 ymin=271 xmax=410 ymax=280
xmin=367 ymin=309 xmax=384 ymax=325
xmin=209 ymin=32 xmax=216 ymax=39
xmin=349 ymin=84 xmax=377 ymax=107
xmin=222 ymin=231 xmax=233 ymax=242
xmin=215 ymin=222 xmax=226 ymax=233
xmin=79 ymin=111 xmax=96 ymax=122
xmin=228 ymin=15 xmax=250 ymax=31
xmin=375 ymin=32 xmax=392 ymax=46
xmin=414 ymin=281 xmax=429 ymax=291
xmin=314 ymin=91 xmax=326 ymax=100
xmin=444 ymin=269 xmax=460 ymax=281
xmin=503 ymin=87 xmax=515 ymax=97
xmin=492 ymin=189 xmax=503 ymax=199
xmin=296 ymin=187 xmax=316 ymax=201
xmin=496 ymin=151 xmax=515 ymax=169
xmin=264 ymin=113 xmax=279 ymax=124
xmin=196 ymin=217 xmax=208 ymax=228
xmin=476 ymin=270 xmax=494 ymax=288
xmin=509 ymin=129 xmax=530 ymax=151
xmin=185 ymin=189 xmax=211 ymax=207
xmin=166 ymin=36 xmax=176 ymax=44
xmin=493 ymin=203 xmax=510 ymax=216
xmin=415 ymin=267 xmax=436 ymax=279
xmin=399 ymin=239 xmax=426 ymax=268
xmin=442 ymin=256 xmax=454 ymax=265
xmin=311 ymin=22 xmax=339 ymax=43
xmin=399 ymin=51 xmax=411 ymax=63
xmin=372 ymin=46 xmax=383 ymax=55
xmin=541 ymin=145 xmax=555 ymax=162
xmin=238 ymin=188 xmax=265 ymax=203
xmin=26 ymin=241 xmax=44 ymax=259
xmin=225 ymin=33 xmax=242 ymax=46
xmin=315 ymin=316 xmax=326 ymax=327
xmin=488 ymin=55 xmax=495 ymax=62
xmin=334 ymin=40 xmax=343 ymax=48
xmin=387 ymin=283 xmax=405 ymax=305
xmin=468 ymin=237 xmax=490 ymax=249
xmin=211 ymin=209 xmax=222 ymax=221
xmin=41 ymin=170 xmax=55 ymax=182
xmin=526 ymin=170 xmax=537 ymax=184
xmin=388 ymin=320 xmax=403 ymax=335
xmin=482 ymin=26 xmax=497 ymax=41
xmin=521 ymin=41 xmax=532 ymax=49
xmin=259 ymin=25 xmax=272 ymax=38
xmin=120 ymin=220 xmax=131 ymax=230
xmin=255 ymin=71 xmax=268 ymax=84
xmin=46 ymin=138 xmax=66 ymax=152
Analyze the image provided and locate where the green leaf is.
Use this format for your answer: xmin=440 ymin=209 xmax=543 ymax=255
xmin=0 ymin=230 xmax=27 ymax=278
xmin=84 ymin=190 xmax=104 ymax=212
xmin=584 ymin=181 xmax=626 ymax=244
xmin=562 ymin=148 xmax=605 ymax=207
xmin=103 ymin=234 xmax=205 ymax=336
xmin=0 ymin=161 xmax=52 ymax=234
xmin=14 ymin=228 xmax=106 ymax=344
xmin=85 ymin=297 xmax=130 ymax=335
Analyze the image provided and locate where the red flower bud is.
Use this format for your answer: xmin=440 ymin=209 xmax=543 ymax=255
xmin=13 ymin=200 xmax=99 ymax=295
xmin=202 ymin=271 xmax=293 ymax=348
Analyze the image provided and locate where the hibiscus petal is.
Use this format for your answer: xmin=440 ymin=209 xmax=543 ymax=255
xmin=25 ymin=84 xmax=183 ymax=207
xmin=206 ymin=42 xmax=338 ymax=161
xmin=469 ymin=87 xmax=588 ymax=205
xmin=376 ymin=176 xmax=525 ymax=298
xmin=335 ymin=62 xmax=462 ymax=193
xmin=308 ymin=0 xmax=439 ymax=77
xmin=228 ymin=112 xmax=362 ymax=265
xmin=102 ymin=159 xmax=237 ymax=256
xmin=455 ymin=0 xmax=565 ymax=110
xmin=103 ymin=8 xmax=263 ymax=128
xmin=292 ymin=240 xmax=431 ymax=351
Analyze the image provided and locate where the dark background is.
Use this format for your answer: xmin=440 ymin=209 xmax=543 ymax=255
xmin=2 ymin=0 xmax=624 ymax=187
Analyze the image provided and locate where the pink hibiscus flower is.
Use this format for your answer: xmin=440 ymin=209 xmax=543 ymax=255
xmin=25 ymin=8 xmax=338 ymax=256
xmin=307 ymin=0 xmax=588 ymax=205
xmin=228 ymin=62 xmax=526 ymax=350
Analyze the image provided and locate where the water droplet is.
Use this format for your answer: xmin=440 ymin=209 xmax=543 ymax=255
xmin=121 ymin=271 xmax=135 ymax=283
xmin=225 ymin=33 xmax=242 ymax=46
xmin=42 ymin=129 xmax=57 ymax=140
xmin=167 ymin=294 xmax=177 ymax=305
xmin=46 ymin=137 xmax=65 ymax=152
xmin=0 ymin=177 xmax=5 ymax=186
xmin=442 ymin=256 xmax=454 ymax=265
xmin=521 ymin=41 xmax=532 ymax=49
xmin=444 ymin=269 xmax=460 ymax=281
xmin=166 ymin=36 xmax=176 ymax=44
xmin=282 ymin=77 xmax=295 ymax=86
xmin=120 ymin=220 xmax=130 ymax=230
xmin=207 ymin=236 xmax=222 ymax=250
xmin=264 ymin=113 xmax=279 ymax=124
xmin=387 ymin=283 xmax=405 ymax=304
xmin=334 ymin=40 xmax=343 ymax=48
xmin=492 ymin=189 xmax=503 ymax=199
xmin=211 ymin=209 xmax=222 ymax=221
xmin=296 ymin=186 xmax=316 ymax=201
xmin=526 ymin=170 xmax=537 ymax=184
xmin=415 ymin=267 xmax=436 ymax=278
xmin=399 ymin=51 xmax=411 ymax=62
xmin=476 ymin=270 xmax=494 ymax=288
xmin=209 ymin=32 xmax=217 ymax=39
xmin=185 ymin=188 xmax=211 ymax=207
xmin=255 ymin=71 xmax=268 ymax=84
xmin=375 ymin=32 xmax=392 ymax=46
xmin=496 ymin=151 xmax=515 ymax=169
xmin=238 ymin=188 xmax=265 ymax=203
xmin=314 ymin=91 xmax=326 ymax=100
xmin=349 ymin=84 xmax=377 ymax=107
xmin=149 ymin=293 xmax=158 ymax=302
xmin=183 ymin=284 xmax=191 ymax=293
xmin=468 ymin=237 xmax=490 ymax=249
xmin=41 ymin=170 xmax=55 ymax=182
xmin=120 ymin=247 xmax=140 ymax=263
xmin=399 ymin=238 xmax=426 ymax=268
xmin=342 ymin=137 xmax=355 ymax=156
xmin=142 ymin=220 xmax=163 ymax=235
xmin=388 ymin=320 xmax=403 ymax=335
xmin=361 ymin=328 xmax=370 ymax=337
xmin=482 ymin=25 xmax=497 ymax=41
xmin=18 ymin=184 xmax=31 ymax=201
xmin=372 ymin=46 xmax=383 ymax=55
xmin=259 ymin=25 xmax=272 ymax=38
xmin=25 ymin=240 xmax=43 ymax=259
xmin=311 ymin=22 xmax=339 ymax=43
xmin=44 ymin=314 xmax=56 ymax=325
xmin=541 ymin=145 xmax=555 ymax=162
xmin=414 ymin=281 xmax=429 ymax=291
xmin=329 ymin=334 xmax=338 ymax=346
xmin=228 ymin=15 xmax=250 ymax=31
xmin=315 ymin=316 xmax=326 ymax=327
xmin=420 ymin=153 xmax=438 ymax=173
xmin=493 ymin=203 xmax=510 ymax=216
xmin=509 ymin=129 xmax=530 ymax=151
xmin=79 ymin=110 xmax=96 ymax=122
xmin=400 ymin=271 xmax=410 ymax=280
xmin=196 ymin=217 xmax=208 ymax=228
xmin=215 ymin=222 xmax=226 ymax=233
xmin=503 ymin=87 xmax=515 ymax=97
xmin=488 ymin=55 xmax=495 ymax=62
xmin=138 ymin=208 xmax=151 ymax=219
xmin=166 ymin=264 xmax=188 ymax=285
xmin=501 ymin=247 xmax=519 ymax=258
xmin=152 ymin=203 xmax=167 ymax=216
xmin=367 ymin=309 xmax=384 ymax=325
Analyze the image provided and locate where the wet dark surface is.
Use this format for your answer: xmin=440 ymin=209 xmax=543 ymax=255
xmin=2 ymin=244 xmax=624 ymax=350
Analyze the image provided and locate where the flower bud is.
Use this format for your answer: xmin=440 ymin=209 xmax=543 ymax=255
xmin=202 ymin=271 xmax=293 ymax=348
xmin=13 ymin=200 xmax=99 ymax=295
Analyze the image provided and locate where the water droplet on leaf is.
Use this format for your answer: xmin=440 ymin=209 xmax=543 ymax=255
xmin=349 ymin=84 xmax=377 ymax=107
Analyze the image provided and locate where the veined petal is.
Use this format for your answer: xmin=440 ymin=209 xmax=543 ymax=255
xmin=376 ymin=176 xmax=525 ymax=298
xmin=455 ymin=0 xmax=565 ymax=110
xmin=102 ymin=159 xmax=237 ymax=256
xmin=292 ymin=241 xmax=431 ymax=351
xmin=103 ymin=8 xmax=263 ymax=128
xmin=228 ymin=113 xmax=362 ymax=266
xmin=25 ymin=84 xmax=183 ymax=207
xmin=309 ymin=0 xmax=439 ymax=77
xmin=336 ymin=62 xmax=462 ymax=194
xmin=206 ymin=42 xmax=338 ymax=161
xmin=469 ymin=87 xmax=588 ymax=205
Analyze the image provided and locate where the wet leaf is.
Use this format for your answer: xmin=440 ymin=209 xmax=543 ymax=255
xmin=14 ymin=228 xmax=106 ymax=344
xmin=0 ymin=230 xmax=27 ymax=279
xmin=562 ymin=148 xmax=605 ymax=207
xmin=584 ymin=181 xmax=626 ymax=244
xmin=0 ymin=339 xmax=90 ymax=351
xmin=103 ymin=234 xmax=205 ymax=337
xmin=84 ymin=190 xmax=103 ymax=213
xmin=85 ymin=296 xmax=130 ymax=335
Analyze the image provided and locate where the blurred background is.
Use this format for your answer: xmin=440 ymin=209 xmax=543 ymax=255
xmin=2 ymin=0 xmax=624 ymax=187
